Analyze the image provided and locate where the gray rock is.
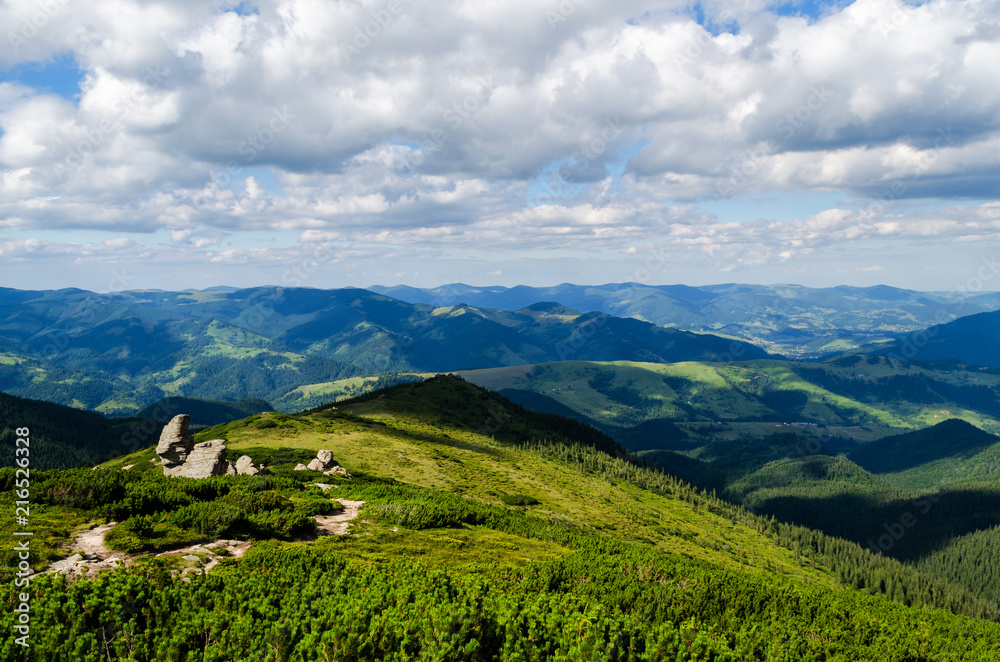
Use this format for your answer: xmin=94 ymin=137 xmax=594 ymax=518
xmin=157 ymin=415 xmax=194 ymax=469
xmin=167 ymin=439 xmax=231 ymax=479
xmin=324 ymin=466 xmax=353 ymax=478
xmin=157 ymin=415 xmax=239 ymax=479
xmin=235 ymin=455 xmax=258 ymax=475
xmin=182 ymin=555 xmax=202 ymax=563
xmin=294 ymin=464 xmax=308 ymax=471
xmin=48 ymin=554 xmax=84 ymax=573
xmin=307 ymin=458 xmax=324 ymax=471
xmin=317 ymin=449 xmax=336 ymax=468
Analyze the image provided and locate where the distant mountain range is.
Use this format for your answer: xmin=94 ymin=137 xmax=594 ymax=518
xmin=881 ymin=309 xmax=1000 ymax=367
xmin=0 ymin=286 xmax=766 ymax=413
xmin=371 ymin=282 xmax=1000 ymax=358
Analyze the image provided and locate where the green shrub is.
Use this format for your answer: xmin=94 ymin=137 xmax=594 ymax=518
xmin=499 ymin=494 xmax=540 ymax=507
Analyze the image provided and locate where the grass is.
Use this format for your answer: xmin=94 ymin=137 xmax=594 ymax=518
xmin=309 ymin=522 xmax=571 ymax=568
xmin=100 ymin=397 xmax=837 ymax=586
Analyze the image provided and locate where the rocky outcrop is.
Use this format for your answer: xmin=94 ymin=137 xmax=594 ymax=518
xmin=295 ymin=450 xmax=350 ymax=476
xmin=283 ymin=451 xmax=353 ymax=475
xmin=170 ymin=439 xmax=232 ymax=479
xmin=156 ymin=414 xmax=195 ymax=469
xmin=157 ymin=415 xmax=235 ymax=478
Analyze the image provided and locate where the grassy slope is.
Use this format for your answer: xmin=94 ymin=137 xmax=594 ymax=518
xmin=102 ymin=386 xmax=827 ymax=581
xmin=6 ymin=375 xmax=999 ymax=659
xmin=458 ymin=358 xmax=1000 ymax=433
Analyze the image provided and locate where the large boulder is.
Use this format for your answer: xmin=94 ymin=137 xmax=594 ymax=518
xmin=157 ymin=414 xmax=234 ymax=478
xmin=168 ymin=440 xmax=233 ymax=479
xmin=156 ymin=415 xmax=194 ymax=469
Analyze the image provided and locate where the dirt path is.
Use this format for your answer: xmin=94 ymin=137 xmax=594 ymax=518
xmin=155 ymin=540 xmax=253 ymax=575
xmin=45 ymin=496 xmax=362 ymax=576
xmin=43 ymin=522 xmax=125 ymax=577
xmin=314 ymin=499 xmax=365 ymax=536
xmin=46 ymin=522 xmax=252 ymax=578
xmin=74 ymin=522 xmax=117 ymax=558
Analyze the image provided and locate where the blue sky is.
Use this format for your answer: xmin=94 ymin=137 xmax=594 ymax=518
xmin=1 ymin=0 xmax=999 ymax=293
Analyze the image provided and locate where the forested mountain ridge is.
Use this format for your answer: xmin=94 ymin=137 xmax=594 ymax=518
xmin=879 ymin=309 xmax=1000 ymax=367
xmin=371 ymin=281 xmax=1000 ymax=357
xmin=0 ymin=391 xmax=160 ymax=469
xmin=4 ymin=374 xmax=1000 ymax=659
xmin=0 ymin=286 xmax=766 ymax=414
xmin=459 ymin=355 xmax=1000 ymax=433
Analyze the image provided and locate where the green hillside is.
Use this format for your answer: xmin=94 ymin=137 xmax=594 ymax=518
xmin=0 ymin=391 xmax=160 ymax=470
xmin=880 ymin=309 xmax=1000 ymax=367
xmin=458 ymin=356 xmax=1000 ymax=434
xmin=5 ymin=376 xmax=1000 ymax=659
xmin=457 ymin=361 xmax=1000 ymax=601
xmin=135 ymin=396 xmax=274 ymax=427
xmin=372 ymin=281 xmax=1000 ymax=358
xmin=0 ymin=286 xmax=767 ymax=414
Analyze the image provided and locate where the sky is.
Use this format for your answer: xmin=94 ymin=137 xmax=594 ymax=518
xmin=1 ymin=0 xmax=999 ymax=294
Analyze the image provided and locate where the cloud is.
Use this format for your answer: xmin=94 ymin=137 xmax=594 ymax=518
xmin=0 ymin=0 xmax=999 ymax=287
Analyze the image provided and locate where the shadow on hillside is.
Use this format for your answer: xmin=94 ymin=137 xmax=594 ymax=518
xmin=848 ymin=419 xmax=1000 ymax=474
xmin=755 ymin=488 xmax=1000 ymax=562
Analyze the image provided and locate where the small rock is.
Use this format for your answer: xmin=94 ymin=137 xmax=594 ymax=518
xmin=324 ymin=466 xmax=352 ymax=478
xmin=317 ymin=449 xmax=336 ymax=468
xmin=235 ymin=455 xmax=261 ymax=476
xmin=294 ymin=464 xmax=308 ymax=471
xmin=121 ymin=464 xmax=134 ymax=471
xmin=182 ymin=555 xmax=201 ymax=563
xmin=49 ymin=554 xmax=84 ymax=573
xmin=307 ymin=458 xmax=324 ymax=471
